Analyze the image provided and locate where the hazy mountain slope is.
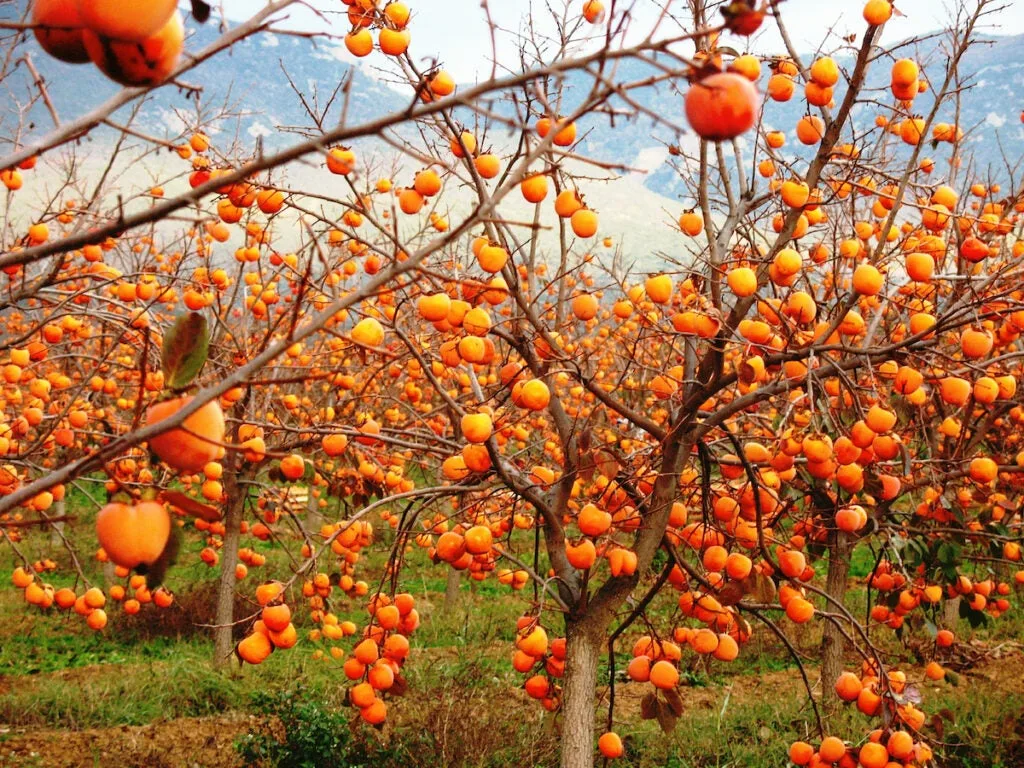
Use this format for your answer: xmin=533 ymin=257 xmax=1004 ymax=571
xmin=3 ymin=10 xmax=1021 ymax=269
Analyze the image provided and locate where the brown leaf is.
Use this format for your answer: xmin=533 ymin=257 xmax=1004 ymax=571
xmin=594 ymin=449 xmax=620 ymax=480
xmin=654 ymin=699 xmax=678 ymax=734
xmin=390 ymin=674 xmax=409 ymax=697
xmin=640 ymin=692 xmax=658 ymax=720
xmin=742 ymin=572 xmax=777 ymax=603
xmin=717 ymin=580 xmax=746 ymax=607
xmin=577 ymin=450 xmax=596 ymax=483
xmin=160 ymin=490 xmax=222 ymax=522
xmin=663 ymin=687 xmax=685 ymax=717
xmin=578 ymin=427 xmax=592 ymax=453
xmin=142 ymin=526 xmax=180 ymax=589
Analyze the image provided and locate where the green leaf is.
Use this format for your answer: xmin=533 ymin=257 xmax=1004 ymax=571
xmin=937 ymin=542 xmax=960 ymax=566
xmin=142 ymin=525 xmax=180 ymax=589
xmin=162 ymin=312 xmax=210 ymax=389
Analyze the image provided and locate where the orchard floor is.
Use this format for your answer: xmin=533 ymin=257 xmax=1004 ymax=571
xmin=2 ymin=518 xmax=1024 ymax=767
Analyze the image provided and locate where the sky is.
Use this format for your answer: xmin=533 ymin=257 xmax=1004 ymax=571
xmin=222 ymin=0 xmax=1024 ymax=81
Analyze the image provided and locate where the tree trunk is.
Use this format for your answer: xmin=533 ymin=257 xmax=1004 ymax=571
xmin=442 ymin=567 xmax=461 ymax=612
xmin=213 ymin=470 xmax=245 ymax=669
xmin=102 ymin=559 xmax=116 ymax=588
xmin=50 ymin=499 xmax=65 ymax=548
xmin=941 ymin=596 xmax=960 ymax=630
xmin=560 ymin=620 xmax=602 ymax=768
xmin=306 ymin=487 xmax=322 ymax=534
xmin=820 ymin=531 xmax=850 ymax=713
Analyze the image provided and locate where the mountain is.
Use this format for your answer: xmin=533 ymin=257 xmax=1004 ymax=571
xmin=5 ymin=11 xmax=1023 ymax=213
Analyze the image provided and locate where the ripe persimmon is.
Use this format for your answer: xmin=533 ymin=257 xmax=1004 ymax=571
xmin=33 ymin=0 xmax=90 ymax=63
xmin=146 ymin=396 xmax=225 ymax=473
xmin=95 ymin=500 xmax=171 ymax=570
xmin=685 ymin=72 xmax=759 ymax=140
xmin=83 ymin=11 xmax=184 ymax=87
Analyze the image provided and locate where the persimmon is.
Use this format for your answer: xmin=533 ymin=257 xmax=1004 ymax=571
xmin=582 ymin=0 xmax=606 ymax=24
xmin=570 ymin=208 xmax=599 ymax=238
xmin=95 ymin=500 xmax=170 ymax=570
xmin=33 ymin=0 xmax=90 ymax=63
xmin=789 ymin=741 xmax=814 ymax=766
xmin=474 ymin=153 xmax=500 ymax=178
xmin=679 ymin=211 xmax=704 ymax=235
xmin=521 ymin=174 xmax=549 ymax=203
xmin=818 ymin=736 xmax=846 ymax=763
xmin=238 ymin=631 xmax=273 ymax=664
xmin=796 ymin=115 xmax=825 ymax=145
xmin=79 ymin=0 xmax=177 ymax=42
xmin=864 ymin=0 xmax=893 ymax=25
xmin=685 ymin=72 xmax=759 ymax=140
xmin=146 ymin=396 xmax=225 ymax=474
xmin=598 ymin=732 xmax=623 ymax=758
xmin=83 ymin=11 xmax=184 ymax=87
xmin=378 ymin=28 xmax=410 ymax=56
xmin=571 ymin=293 xmax=599 ymax=321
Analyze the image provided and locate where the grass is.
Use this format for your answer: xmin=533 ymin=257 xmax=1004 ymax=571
xmin=1 ymin=502 xmax=1023 ymax=767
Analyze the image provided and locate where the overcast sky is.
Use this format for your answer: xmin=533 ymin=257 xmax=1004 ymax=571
xmin=222 ymin=0 xmax=1024 ymax=81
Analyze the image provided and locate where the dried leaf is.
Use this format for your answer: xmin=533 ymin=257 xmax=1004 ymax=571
xmin=159 ymin=490 xmax=222 ymax=522
xmin=161 ymin=312 xmax=210 ymax=389
xmin=663 ymin=687 xmax=685 ymax=717
xmin=929 ymin=714 xmax=945 ymax=739
xmin=717 ymin=580 xmax=746 ymax=607
xmin=654 ymin=699 xmax=678 ymax=734
xmin=578 ymin=427 xmax=592 ymax=453
xmin=390 ymin=674 xmax=408 ymax=697
xmin=640 ymin=692 xmax=658 ymax=720
xmin=742 ymin=571 xmax=777 ymax=603
xmin=577 ymin=450 xmax=596 ymax=483
xmin=143 ymin=526 xmax=180 ymax=589
xmin=594 ymin=449 xmax=620 ymax=480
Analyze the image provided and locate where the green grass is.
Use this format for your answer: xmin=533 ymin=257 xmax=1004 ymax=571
xmin=1 ymin=500 xmax=1023 ymax=768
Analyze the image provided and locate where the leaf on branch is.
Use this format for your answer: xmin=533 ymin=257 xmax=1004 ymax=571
xmin=578 ymin=427 xmax=592 ymax=453
xmin=162 ymin=312 xmax=210 ymax=389
xmin=717 ymin=580 xmax=746 ymax=607
xmin=593 ymin=449 xmax=620 ymax=480
xmin=142 ymin=526 xmax=180 ymax=589
xmin=578 ymin=451 xmax=596 ymax=483
xmin=160 ymin=490 xmax=222 ymax=522
xmin=742 ymin=572 xmax=777 ymax=603
xmin=640 ymin=692 xmax=658 ymax=720
xmin=663 ymin=687 xmax=685 ymax=717
xmin=390 ymin=674 xmax=408 ymax=697
xmin=654 ymin=699 xmax=678 ymax=734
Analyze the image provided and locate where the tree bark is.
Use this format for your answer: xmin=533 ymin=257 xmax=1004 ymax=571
xmin=50 ymin=499 xmax=65 ymax=549
xmin=941 ymin=597 xmax=960 ymax=630
xmin=560 ymin=620 xmax=602 ymax=768
xmin=820 ymin=531 xmax=850 ymax=714
xmin=213 ymin=468 xmax=245 ymax=669
xmin=305 ymin=486 xmax=322 ymax=533
xmin=442 ymin=567 xmax=461 ymax=612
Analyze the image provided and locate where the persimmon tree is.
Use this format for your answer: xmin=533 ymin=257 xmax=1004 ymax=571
xmin=3 ymin=1 xmax=1024 ymax=767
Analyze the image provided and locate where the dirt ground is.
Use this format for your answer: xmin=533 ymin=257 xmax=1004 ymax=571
xmin=1 ymin=714 xmax=251 ymax=768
